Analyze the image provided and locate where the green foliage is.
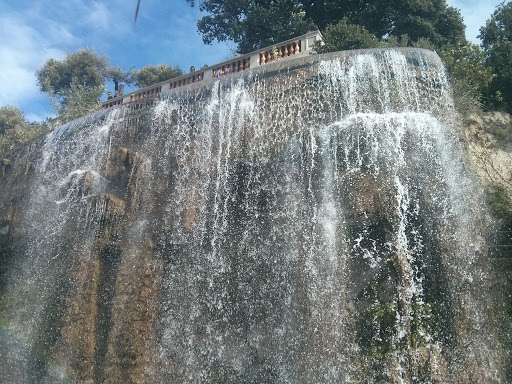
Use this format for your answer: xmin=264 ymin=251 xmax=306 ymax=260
xmin=486 ymin=184 xmax=512 ymax=381
xmin=104 ymin=66 xmax=134 ymax=94
xmin=487 ymin=184 xmax=512 ymax=232
xmin=36 ymin=48 xmax=108 ymax=98
xmin=380 ymin=34 xmax=411 ymax=48
xmin=133 ymin=64 xmax=183 ymax=88
xmin=388 ymin=0 xmax=465 ymax=47
xmin=0 ymin=105 xmax=25 ymax=136
xmin=192 ymin=0 xmax=311 ymax=53
xmin=187 ymin=0 xmax=465 ymax=53
xmin=439 ymin=41 xmax=494 ymax=99
xmin=36 ymin=48 xmax=109 ymax=122
xmin=50 ymin=79 xmax=104 ymax=125
xmin=356 ymin=282 xmax=397 ymax=358
xmin=479 ymin=2 xmax=512 ymax=112
xmin=315 ymin=18 xmax=380 ymax=53
xmin=0 ymin=106 xmax=49 ymax=155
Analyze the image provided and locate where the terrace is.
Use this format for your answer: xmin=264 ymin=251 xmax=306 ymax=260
xmin=102 ymin=30 xmax=322 ymax=109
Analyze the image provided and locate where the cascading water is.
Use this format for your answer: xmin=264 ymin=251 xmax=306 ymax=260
xmin=0 ymin=48 xmax=507 ymax=383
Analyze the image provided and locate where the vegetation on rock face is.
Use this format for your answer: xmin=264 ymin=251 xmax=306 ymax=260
xmin=356 ymin=282 xmax=397 ymax=358
xmin=488 ymin=184 xmax=512 ymax=233
xmin=0 ymin=106 xmax=49 ymax=155
xmin=438 ymin=42 xmax=494 ymax=99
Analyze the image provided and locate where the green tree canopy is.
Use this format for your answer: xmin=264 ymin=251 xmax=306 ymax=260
xmin=36 ymin=48 xmax=109 ymax=121
xmin=0 ymin=105 xmax=25 ymax=136
xmin=315 ymin=18 xmax=380 ymax=53
xmin=186 ymin=0 xmax=465 ymax=53
xmin=104 ymin=66 xmax=134 ymax=94
xmin=479 ymin=1 xmax=512 ymax=112
xmin=439 ymin=42 xmax=494 ymax=98
xmin=36 ymin=48 xmax=109 ymax=98
xmin=133 ymin=64 xmax=183 ymax=88
xmin=0 ymin=106 xmax=49 ymax=155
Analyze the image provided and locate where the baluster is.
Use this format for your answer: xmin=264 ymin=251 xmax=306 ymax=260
xmin=266 ymin=51 xmax=272 ymax=63
xmin=260 ymin=52 xmax=265 ymax=65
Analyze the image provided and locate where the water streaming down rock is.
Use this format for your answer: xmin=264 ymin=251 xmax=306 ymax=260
xmin=0 ymin=48 xmax=507 ymax=382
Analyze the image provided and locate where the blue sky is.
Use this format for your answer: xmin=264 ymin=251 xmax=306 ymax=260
xmin=0 ymin=0 xmax=505 ymax=122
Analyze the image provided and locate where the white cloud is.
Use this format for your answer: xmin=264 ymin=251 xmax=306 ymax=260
xmin=86 ymin=2 xmax=112 ymax=31
xmin=0 ymin=16 xmax=64 ymax=107
xmin=0 ymin=3 xmax=85 ymax=119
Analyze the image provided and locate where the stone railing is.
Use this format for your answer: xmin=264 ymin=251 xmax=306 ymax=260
xmin=102 ymin=30 xmax=322 ymax=109
xmin=212 ymin=56 xmax=251 ymax=78
xmin=129 ymin=85 xmax=162 ymax=102
xmin=259 ymin=39 xmax=302 ymax=65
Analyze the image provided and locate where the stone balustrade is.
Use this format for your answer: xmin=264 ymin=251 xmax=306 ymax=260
xmin=170 ymin=72 xmax=205 ymax=88
xmin=259 ymin=40 xmax=301 ymax=65
xmin=102 ymin=30 xmax=322 ymax=109
xmin=130 ymin=86 xmax=162 ymax=102
xmin=212 ymin=57 xmax=251 ymax=78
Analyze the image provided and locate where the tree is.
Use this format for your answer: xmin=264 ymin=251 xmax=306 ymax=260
xmin=479 ymin=1 xmax=512 ymax=112
xmin=315 ymin=18 xmax=379 ymax=53
xmin=36 ymin=48 xmax=108 ymax=98
xmin=186 ymin=0 xmax=465 ymax=53
xmin=133 ymin=64 xmax=183 ymax=88
xmin=0 ymin=105 xmax=25 ymax=136
xmin=438 ymin=41 xmax=494 ymax=101
xmin=191 ymin=0 xmax=311 ymax=53
xmin=36 ymin=49 xmax=109 ymax=120
xmin=386 ymin=0 xmax=465 ymax=47
xmin=51 ymin=80 xmax=105 ymax=125
xmin=0 ymin=106 xmax=49 ymax=155
xmin=104 ymin=66 xmax=134 ymax=95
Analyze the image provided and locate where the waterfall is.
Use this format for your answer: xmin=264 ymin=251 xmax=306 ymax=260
xmin=0 ymin=48 xmax=506 ymax=383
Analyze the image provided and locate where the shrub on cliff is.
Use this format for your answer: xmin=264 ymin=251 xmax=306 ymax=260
xmin=0 ymin=106 xmax=48 ymax=155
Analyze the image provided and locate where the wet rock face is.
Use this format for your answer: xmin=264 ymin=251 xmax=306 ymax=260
xmin=0 ymin=49 xmax=508 ymax=383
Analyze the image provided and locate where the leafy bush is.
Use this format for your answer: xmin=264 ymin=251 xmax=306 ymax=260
xmin=314 ymin=18 xmax=380 ymax=53
xmin=0 ymin=106 xmax=49 ymax=155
